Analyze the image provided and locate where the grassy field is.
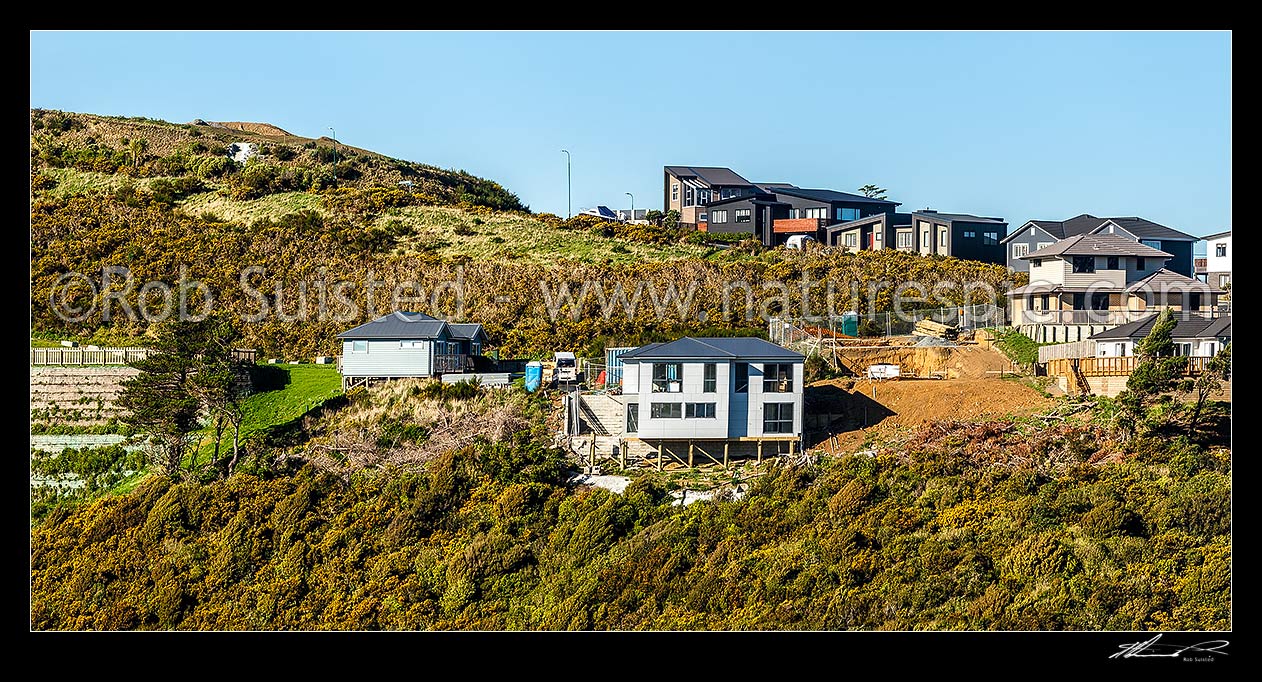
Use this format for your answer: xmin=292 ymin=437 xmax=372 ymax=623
xmin=38 ymin=168 xmax=183 ymax=197
xmin=986 ymin=326 xmax=1046 ymax=366
xmin=384 ymin=206 xmax=713 ymax=264
xmin=179 ymin=190 xmax=324 ymax=223
xmin=201 ymin=363 xmax=342 ymax=456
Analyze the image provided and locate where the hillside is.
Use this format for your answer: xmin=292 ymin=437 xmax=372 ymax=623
xmin=30 ymin=379 xmax=1231 ymax=630
xmin=30 ymin=109 xmax=1026 ymax=359
xmin=31 ymin=109 xmax=526 ymax=210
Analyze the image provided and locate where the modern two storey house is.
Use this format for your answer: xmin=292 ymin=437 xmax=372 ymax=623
xmin=826 ymin=209 xmax=1007 ymax=264
xmin=1005 ymin=234 xmax=1221 ymax=343
xmin=337 ymin=312 xmax=488 ymax=390
xmin=663 ymin=166 xmax=760 ymax=229
xmin=704 ymin=187 xmax=900 ymax=247
xmin=614 ymin=337 xmax=805 ymax=463
xmin=1002 ymin=214 xmax=1199 ymax=276
xmin=1200 ymin=230 xmax=1231 ymax=290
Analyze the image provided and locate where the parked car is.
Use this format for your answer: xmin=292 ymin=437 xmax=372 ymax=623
xmin=785 ymin=235 xmax=817 ymax=250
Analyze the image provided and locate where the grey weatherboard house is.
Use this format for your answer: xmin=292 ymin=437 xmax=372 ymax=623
xmin=1002 ymin=214 xmax=1198 ymax=276
xmin=619 ymin=337 xmax=805 ymax=445
xmin=337 ymin=312 xmax=487 ymax=390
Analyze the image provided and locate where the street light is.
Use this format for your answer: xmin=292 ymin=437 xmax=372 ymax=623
xmin=561 ymin=149 xmax=571 ymax=219
xmin=328 ymin=127 xmax=338 ymax=185
xmin=625 ymin=192 xmax=634 ymax=223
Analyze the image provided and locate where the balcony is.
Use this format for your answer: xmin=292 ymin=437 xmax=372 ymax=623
xmin=434 ymin=354 xmax=470 ymax=374
xmin=1019 ymin=307 xmax=1226 ymax=325
xmin=773 ymin=218 xmax=827 ymax=234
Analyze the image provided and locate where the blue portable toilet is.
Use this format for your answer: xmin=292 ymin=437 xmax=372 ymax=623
xmin=524 ymin=361 xmax=543 ymax=392
xmin=841 ymin=312 xmax=859 ymax=337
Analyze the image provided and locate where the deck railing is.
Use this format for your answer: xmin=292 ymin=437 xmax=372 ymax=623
xmin=31 ymin=347 xmax=257 ymax=366
xmin=433 ymin=354 xmax=469 ymax=374
xmin=1046 ymin=355 xmax=1211 ymax=378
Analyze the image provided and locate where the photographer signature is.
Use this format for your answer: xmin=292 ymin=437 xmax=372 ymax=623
xmin=1111 ymin=634 xmax=1229 ymax=659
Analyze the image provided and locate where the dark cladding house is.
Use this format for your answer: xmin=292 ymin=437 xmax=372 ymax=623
xmin=823 ymin=210 xmax=1007 ymax=265
xmin=663 ymin=166 xmax=759 ymax=229
xmin=1002 ymin=214 xmax=1198 ymax=276
xmin=704 ymin=186 xmax=900 ymax=246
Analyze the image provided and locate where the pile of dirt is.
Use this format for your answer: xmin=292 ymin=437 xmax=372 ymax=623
xmin=829 ymin=344 xmax=1011 ymax=379
xmin=807 ymin=376 xmax=1055 ymax=451
xmin=202 ymin=121 xmax=294 ymax=137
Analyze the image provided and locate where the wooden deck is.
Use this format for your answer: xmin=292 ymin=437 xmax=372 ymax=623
xmin=1046 ymin=355 xmax=1211 ymax=378
xmin=31 ymin=347 xmax=257 ymax=366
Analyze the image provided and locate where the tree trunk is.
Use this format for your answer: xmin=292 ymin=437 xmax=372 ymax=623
xmin=227 ymin=419 xmax=242 ymax=476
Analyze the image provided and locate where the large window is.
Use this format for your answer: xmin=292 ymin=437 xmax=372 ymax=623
xmin=801 ymin=207 xmax=827 ymax=220
xmin=703 ymin=363 xmax=716 ymax=392
xmin=351 ymin=340 xmax=368 ymax=353
xmin=685 ymin=402 xmax=716 ymax=419
xmin=710 ymin=210 xmax=727 ymax=224
xmin=698 ymin=189 xmax=711 ymax=204
xmin=764 ymin=403 xmax=794 ymax=434
xmin=685 ymin=186 xmax=694 ymax=206
xmin=1141 ymin=239 xmax=1162 ymax=250
xmin=1090 ymin=292 xmax=1109 ymax=310
xmin=763 ymin=363 xmax=793 ymax=392
xmin=836 ymin=207 xmax=861 ymax=222
xmin=652 ymin=363 xmax=683 ymax=392
xmin=650 ymin=403 xmax=682 ymax=419
xmin=1012 ymin=243 xmax=1029 ymax=258
xmin=735 ymin=209 xmax=751 ymax=223
xmin=1072 ymin=256 xmax=1096 ymax=274
xmin=1072 ymin=293 xmax=1086 ymax=310
xmin=844 ymin=233 xmax=857 ymax=247
xmin=983 ymin=232 xmax=999 ymax=245
xmin=626 ymin=403 xmax=638 ymax=432
xmin=1216 ymin=243 xmax=1227 ymax=257
xmin=1106 ymin=256 xmax=1120 ymax=270
xmin=734 ymin=362 xmax=749 ymax=393
xmin=1031 ymin=258 xmax=1042 ymax=267
xmin=897 ymin=232 xmax=913 ymax=248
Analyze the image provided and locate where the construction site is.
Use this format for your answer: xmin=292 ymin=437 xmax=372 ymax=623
xmin=557 ymin=307 xmax=1054 ymax=476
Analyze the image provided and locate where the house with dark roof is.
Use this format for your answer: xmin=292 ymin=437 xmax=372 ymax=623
xmin=337 ymin=312 xmax=488 ymax=390
xmin=617 ymin=337 xmax=804 ymax=444
xmin=825 ymin=212 xmax=914 ymax=252
xmin=823 ymin=209 xmax=1008 ymax=264
xmin=1005 ymin=234 xmax=1222 ymax=343
xmin=1002 ymin=214 xmax=1198 ymax=276
xmin=663 ymin=166 xmax=759 ymax=228
xmin=704 ymin=186 xmax=900 ymax=246
xmin=1089 ymin=314 xmax=1230 ymax=359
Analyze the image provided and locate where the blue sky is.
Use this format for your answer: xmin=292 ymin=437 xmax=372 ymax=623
xmin=31 ymin=31 xmax=1231 ymax=244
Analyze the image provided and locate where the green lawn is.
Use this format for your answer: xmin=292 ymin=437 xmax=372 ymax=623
xmin=192 ymin=363 xmax=341 ymax=463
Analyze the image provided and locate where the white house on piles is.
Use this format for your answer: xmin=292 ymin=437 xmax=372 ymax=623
xmin=1201 ymin=230 xmax=1232 ymax=290
xmin=1089 ymin=314 xmax=1231 ymax=358
xmin=1006 ymin=234 xmax=1222 ymax=343
xmin=618 ymin=336 xmax=804 ymax=453
xmin=337 ymin=311 xmax=487 ymax=390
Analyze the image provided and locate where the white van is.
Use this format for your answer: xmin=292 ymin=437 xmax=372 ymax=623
xmin=553 ymin=351 xmax=578 ymax=383
xmin=785 ymin=235 xmax=817 ymax=250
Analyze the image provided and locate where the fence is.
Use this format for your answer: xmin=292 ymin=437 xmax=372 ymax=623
xmin=769 ymin=303 xmax=1006 ymax=345
xmin=1037 ymin=340 xmax=1097 ymax=364
xmin=31 ymin=347 xmax=258 ymax=366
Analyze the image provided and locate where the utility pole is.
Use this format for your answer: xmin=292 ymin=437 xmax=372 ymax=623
xmin=625 ymin=192 xmax=634 ymax=223
xmin=328 ymin=127 xmax=338 ymax=185
xmin=560 ymin=149 xmax=572 ymax=219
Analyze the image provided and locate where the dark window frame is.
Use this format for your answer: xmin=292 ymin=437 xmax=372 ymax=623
xmin=763 ymin=363 xmax=793 ymax=393
xmin=703 ymin=363 xmax=717 ymax=392
xmin=650 ymin=402 xmax=682 ymax=419
xmin=763 ymin=403 xmax=794 ymax=434
xmin=652 ymin=362 xmax=683 ymax=393
xmin=685 ymin=402 xmax=716 ymax=419
xmin=735 ymin=362 xmax=749 ymax=393
xmin=735 ymin=208 xmax=752 ymax=223
xmin=626 ymin=403 xmax=638 ymax=432
xmin=1072 ymin=256 xmax=1096 ymax=274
